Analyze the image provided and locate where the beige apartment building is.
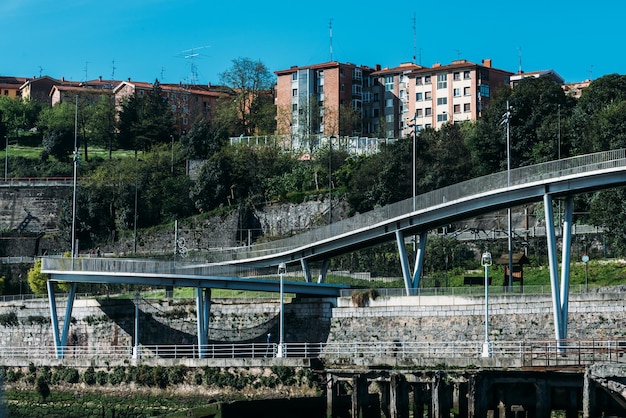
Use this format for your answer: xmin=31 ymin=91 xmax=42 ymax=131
xmin=406 ymin=59 xmax=513 ymax=134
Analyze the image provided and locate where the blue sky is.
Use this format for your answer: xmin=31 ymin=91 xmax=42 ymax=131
xmin=1 ymin=0 xmax=621 ymax=85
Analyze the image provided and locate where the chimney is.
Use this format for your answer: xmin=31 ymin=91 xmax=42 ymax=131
xmin=128 ymin=77 xmax=131 ymax=82
xmin=99 ymin=76 xmax=102 ymax=81
xmin=433 ymin=63 xmax=441 ymax=68
xmin=375 ymin=64 xmax=381 ymax=71
xmin=482 ymin=58 xmax=492 ymax=68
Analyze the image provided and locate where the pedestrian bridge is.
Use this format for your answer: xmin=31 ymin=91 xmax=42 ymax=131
xmin=41 ymin=149 xmax=626 ymax=358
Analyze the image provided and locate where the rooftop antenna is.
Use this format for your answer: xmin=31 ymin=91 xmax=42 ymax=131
xmin=84 ymin=61 xmax=89 ymax=81
xmin=412 ymin=13 xmax=416 ymax=64
xmin=111 ymin=60 xmax=116 ymax=79
xmin=329 ymin=18 xmax=333 ymax=62
xmin=589 ymin=65 xmax=594 ymax=80
xmin=161 ymin=66 xmax=166 ymax=81
xmin=518 ymin=47 xmax=523 ymax=74
xmin=456 ymin=50 xmax=462 ymax=60
xmin=181 ymin=45 xmax=210 ymax=85
xmin=38 ymin=66 xmax=44 ymax=77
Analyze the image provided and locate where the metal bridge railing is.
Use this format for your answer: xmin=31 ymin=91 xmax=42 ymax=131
xmin=197 ymin=148 xmax=626 ymax=263
xmin=1 ymin=339 xmax=625 ymax=366
xmin=41 ymin=149 xmax=626 ymax=277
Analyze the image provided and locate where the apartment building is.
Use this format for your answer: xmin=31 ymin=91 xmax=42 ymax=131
xmin=369 ymin=62 xmax=423 ymax=139
xmin=275 ymin=61 xmax=376 ymax=148
xmin=406 ymin=59 xmax=513 ymax=134
xmin=114 ymin=80 xmax=230 ymax=136
xmin=0 ymin=76 xmax=29 ymax=98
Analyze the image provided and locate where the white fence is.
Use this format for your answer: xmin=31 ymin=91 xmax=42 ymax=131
xmin=1 ymin=339 xmax=625 ymax=367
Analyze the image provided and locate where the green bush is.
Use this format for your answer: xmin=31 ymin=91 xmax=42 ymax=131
xmin=95 ymin=370 xmax=108 ymax=385
xmin=108 ymin=366 xmax=126 ymax=385
xmin=83 ymin=366 xmax=96 ymax=385
xmin=0 ymin=311 xmax=19 ymax=327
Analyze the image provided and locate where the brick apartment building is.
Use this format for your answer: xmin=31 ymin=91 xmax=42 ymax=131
xmin=275 ymin=59 xmax=514 ymax=144
xmin=274 ymin=62 xmax=378 ymax=149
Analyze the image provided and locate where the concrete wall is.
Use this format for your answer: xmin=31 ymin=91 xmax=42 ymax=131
xmin=329 ymin=288 xmax=626 ymax=343
xmin=0 ymin=296 xmax=334 ymax=351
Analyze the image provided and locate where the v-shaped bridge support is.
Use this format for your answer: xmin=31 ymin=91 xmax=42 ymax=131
xmin=47 ymin=280 xmax=77 ymax=359
xmin=396 ymin=230 xmax=427 ymax=295
xmin=545 ymin=193 xmax=574 ymax=345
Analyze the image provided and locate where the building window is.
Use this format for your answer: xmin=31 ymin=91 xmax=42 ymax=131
xmin=453 ymin=72 xmax=460 ymax=81
xmin=454 ymin=104 xmax=461 ymax=113
xmin=352 ymin=85 xmax=362 ymax=94
xmin=292 ymin=72 xmax=298 ymax=81
xmin=292 ymin=104 xmax=297 ymax=112
xmin=437 ymin=113 xmax=448 ymax=122
xmin=425 ymin=107 xmax=432 ymax=116
xmin=292 ymin=89 xmax=297 ymax=97
xmin=464 ymin=87 xmax=471 ymax=96
xmin=479 ymin=84 xmax=490 ymax=98
xmin=385 ymin=98 xmax=393 ymax=107
xmin=453 ymin=88 xmax=461 ymax=97
xmin=463 ymin=71 xmax=471 ymax=79
xmin=386 ymin=114 xmax=394 ymax=122
xmin=340 ymin=84 xmax=345 ymax=92
xmin=464 ymin=103 xmax=471 ymax=112
xmin=416 ymin=92 xmax=423 ymax=101
xmin=340 ymin=68 xmax=345 ymax=77
xmin=437 ymin=74 xmax=447 ymax=89
xmin=424 ymin=75 xmax=431 ymax=84
xmin=416 ymin=108 xmax=423 ymax=117
xmin=353 ymin=68 xmax=362 ymax=79
xmin=437 ymin=97 xmax=447 ymax=105
xmin=416 ymin=77 xmax=423 ymax=85
xmin=385 ymin=75 xmax=394 ymax=91
xmin=363 ymin=92 xmax=371 ymax=102
xmin=373 ymin=93 xmax=379 ymax=101
xmin=183 ymin=117 xmax=188 ymax=125
xmin=425 ymin=91 xmax=432 ymax=100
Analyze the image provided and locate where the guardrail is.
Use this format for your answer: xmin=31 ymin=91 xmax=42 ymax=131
xmin=1 ymin=340 xmax=624 ymax=367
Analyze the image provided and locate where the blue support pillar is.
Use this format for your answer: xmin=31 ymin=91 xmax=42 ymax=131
xmin=396 ymin=230 xmax=412 ymax=295
xmin=544 ymin=193 xmax=568 ymax=344
xmin=47 ymin=280 xmax=77 ymax=359
xmin=396 ymin=230 xmax=427 ymax=295
xmin=560 ymin=196 xmax=574 ymax=339
xmin=318 ymin=259 xmax=330 ymax=283
xmin=196 ymin=287 xmax=211 ymax=358
xmin=413 ymin=231 xmax=427 ymax=294
xmin=301 ymin=259 xmax=312 ymax=282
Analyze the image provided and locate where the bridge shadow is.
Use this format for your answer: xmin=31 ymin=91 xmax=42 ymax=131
xmin=94 ymin=298 xmax=314 ymax=349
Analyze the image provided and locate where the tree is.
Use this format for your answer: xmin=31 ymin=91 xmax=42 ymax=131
xmin=27 ymin=258 xmax=48 ymax=294
xmin=182 ymin=117 xmax=223 ymax=159
xmin=217 ymin=58 xmax=275 ymax=136
xmin=38 ymin=102 xmax=76 ymax=162
xmin=116 ymin=80 xmax=176 ymax=155
xmin=0 ymin=96 xmax=40 ymax=140
xmin=86 ymin=94 xmax=117 ymax=159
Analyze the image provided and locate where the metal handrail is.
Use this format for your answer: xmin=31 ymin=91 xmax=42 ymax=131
xmin=1 ymin=339 xmax=625 ymax=366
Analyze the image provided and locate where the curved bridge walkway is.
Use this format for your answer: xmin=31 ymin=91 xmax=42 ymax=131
xmin=42 ymin=149 xmax=626 ymax=358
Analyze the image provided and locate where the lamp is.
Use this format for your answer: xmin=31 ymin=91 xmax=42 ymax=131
xmin=277 ymin=262 xmax=286 ymax=358
xmin=481 ymin=252 xmax=493 ymax=358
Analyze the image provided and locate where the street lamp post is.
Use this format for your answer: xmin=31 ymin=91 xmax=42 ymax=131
xmin=277 ymin=262 xmax=286 ymax=358
xmin=4 ymin=135 xmax=8 ymax=181
xmin=502 ymin=101 xmax=514 ymax=292
xmin=133 ymin=291 xmax=140 ymax=359
xmin=481 ymin=252 xmax=493 ymax=358
xmin=71 ymin=95 xmax=79 ymax=260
